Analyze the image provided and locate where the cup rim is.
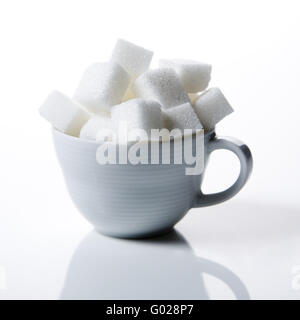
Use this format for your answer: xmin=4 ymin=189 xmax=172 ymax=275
xmin=52 ymin=127 xmax=216 ymax=145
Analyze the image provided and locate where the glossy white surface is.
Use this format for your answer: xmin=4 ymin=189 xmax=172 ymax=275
xmin=0 ymin=199 xmax=299 ymax=300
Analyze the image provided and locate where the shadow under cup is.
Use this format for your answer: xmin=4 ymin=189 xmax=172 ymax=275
xmin=52 ymin=128 xmax=252 ymax=238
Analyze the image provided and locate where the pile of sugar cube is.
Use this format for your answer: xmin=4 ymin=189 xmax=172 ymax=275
xmin=39 ymin=39 xmax=233 ymax=141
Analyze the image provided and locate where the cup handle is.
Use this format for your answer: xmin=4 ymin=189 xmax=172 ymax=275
xmin=193 ymin=135 xmax=253 ymax=207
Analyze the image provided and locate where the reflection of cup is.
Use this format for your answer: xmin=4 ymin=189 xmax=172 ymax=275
xmin=60 ymin=230 xmax=249 ymax=300
xmin=53 ymin=128 xmax=252 ymax=238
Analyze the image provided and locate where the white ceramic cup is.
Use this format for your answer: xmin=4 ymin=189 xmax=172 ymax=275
xmin=53 ymin=128 xmax=252 ymax=238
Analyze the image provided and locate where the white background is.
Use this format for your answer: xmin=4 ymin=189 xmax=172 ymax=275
xmin=0 ymin=0 xmax=299 ymax=299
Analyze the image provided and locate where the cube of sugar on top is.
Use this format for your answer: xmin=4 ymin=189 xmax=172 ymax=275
xmin=111 ymin=98 xmax=162 ymax=138
xmin=122 ymin=87 xmax=136 ymax=102
xmin=163 ymin=103 xmax=203 ymax=131
xmin=188 ymin=93 xmax=201 ymax=104
xmin=159 ymin=59 xmax=211 ymax=93
xmin=39 ymin=90 xmax=90 ymax=137
xmin=132 ymin=68 xmax=190 ymax=109
xmin=80 ymin=114 xmax=113 ymax=140
xmin=111 ymin=39 xmax=153 ymax=80
xmin=73 ymin=62 xmax=130 ymax=114
xmin=193 ymin=87 xmax=234 ymax=130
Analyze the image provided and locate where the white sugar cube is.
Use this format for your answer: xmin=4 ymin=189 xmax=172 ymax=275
xmin=39 ymin=90 xmax=90 ymax=137
xmin=132 ymin=68 xmax=189 ymax=109
xmin=188 ymin=93 xmax=201 ymax=104
xmin=163 ymin=103 xmax=203 ymax=131
xmin=79 ymin=114 xmax=113 ymax=140
xmin=159 ymin=59 xmax=211 ymax=93
xmin=73 ymin=62 xmax=130 ymax=114
xmin=111 ymin=39 xmax=153 ymax=80
xmin=193 ymin=87 xmax=234 ymax=130
xmin=122 ymin=86 xmax=136 ymax=102
xmin=111 ymin=98 xmax=162 ymax=137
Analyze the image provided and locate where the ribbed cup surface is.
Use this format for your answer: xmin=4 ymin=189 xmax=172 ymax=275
xmin=53 ymin=130 xmax=211 ymax=238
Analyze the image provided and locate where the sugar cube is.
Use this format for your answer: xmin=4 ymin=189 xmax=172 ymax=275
xmin=132 ymin=68 xmax=189 ymax=109
xmin=111 ymin=39 xmax=153 ymax=80
xmin=111 ymin=98 xmax=162 ymax=137
xmin=163 ymin=103 xmax=203 ymax=131
xmin=193 ymin=87 xmax=234 ymax=130
xmin=159 ymin=59 xmax=211 ymax=93
xmin=188 ymin=93 xmax=201 ymax=104
xmin=73 ymin=62 xmax=130 ymax=114
xmin=122 ymin=85 xmax=136 ymax=102
xmin=39 ymin=90 xmax=90 ymax=137
xmin=79 ymin=113 xmax=112 ymax=140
